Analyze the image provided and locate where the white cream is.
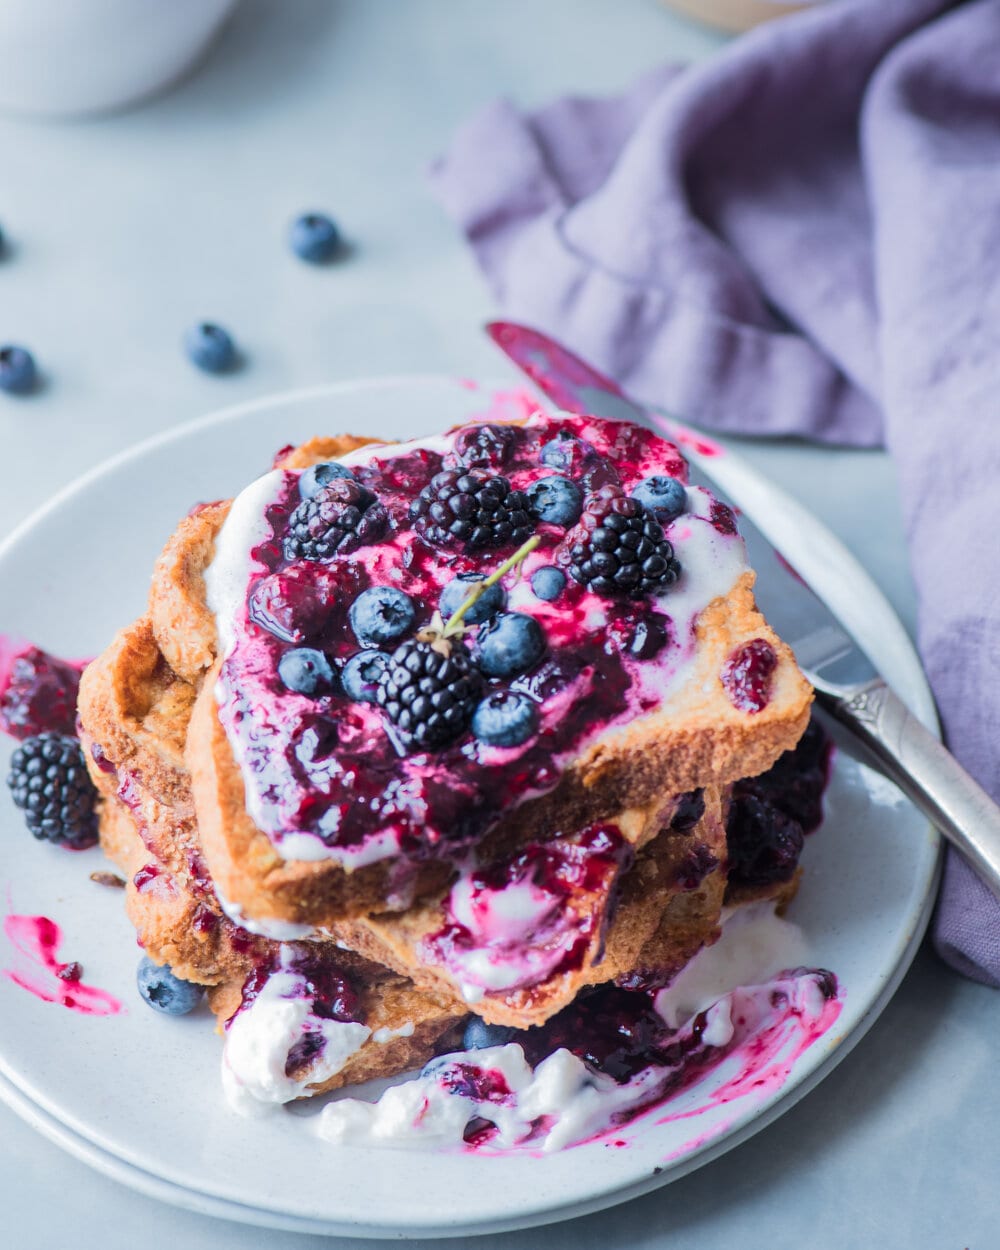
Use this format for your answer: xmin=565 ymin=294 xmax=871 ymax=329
xmin=222 ymin=964 xmax=371 ymax=1116
xmin=315 ymin=904 xmax=814 ymax=1152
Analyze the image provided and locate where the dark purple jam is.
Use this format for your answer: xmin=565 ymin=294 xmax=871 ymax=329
xmin=726 ymin=717 xmax=832 ymax=892
xmin=215 ymin=414 xmax=744 ymax=867
xmin=0 ymin=640 xmax=85 ymax=740
xmin=231 ymin=947 xmax=363 ymax=1028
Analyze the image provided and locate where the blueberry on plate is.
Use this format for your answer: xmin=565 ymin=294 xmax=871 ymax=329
xmin=299 ymin=460 xmax=355 ymax=499
xmin=288 ymin=212 xmax=341 ymax=263
xmin=462 ymin=1018 xmax=519 ymax=1050
xmin=471 ymin=690 xmax=539 ymax=748
xmin=277 ymin=647 xmax=336 ymax=695
xmin=183 ymin=322 xmax=237 ymax=373
xmin=631 ymin=475 xmax=686 ymax=525
xmin=137 ymin=956 xmax=204 ymax=1016
xmin=530 ymin=566 xmax=566 ymax=602
xmin=477 ymin=612 xmax=546 ymax=678
xmin=342 ymin=649 xmax=389 ymax=704
xmin=526 ymin=475 xmax=583 ymax=527
xmin=350 ymin=587 xmax=415 ymax=647
xmin=439 ymin=573 xmax=506 ymax=625
xmin=0 ymin=344 xmax=37 ymax=395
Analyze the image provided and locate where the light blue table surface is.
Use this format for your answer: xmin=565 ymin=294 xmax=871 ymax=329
xmin=1 ymin=2 xmax=996 ymax=1246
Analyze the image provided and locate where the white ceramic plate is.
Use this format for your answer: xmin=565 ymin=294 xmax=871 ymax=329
xmin=0 ymin=378 xmax=940 ymax=1239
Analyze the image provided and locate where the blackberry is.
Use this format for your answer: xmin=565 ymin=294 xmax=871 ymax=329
xmin=409 ymin=470 xmax=534 ymax=550
xmin=284 ymin=477 xmax=388 ymax=562
xmin=7 ymin=733 xmax=99 ymax=849
xmin=564 ymin=486 xmax=681 ymax=599
xmin=376 ymin=639 xmax=482 ymax=750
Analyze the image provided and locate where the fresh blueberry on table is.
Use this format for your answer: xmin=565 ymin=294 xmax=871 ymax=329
xmin=350 ymin=587 xmax=415 ymax=647
xmin=477 ymin=612 xmax=546 ymax=678
xmin=0 ymin=344 xmax=37 ymax=395
xmin=439 ymin=573 xmax=506 ymax=625
xmin=527 ymin=474 xmax=583 ymax=526
xmin=183 ymin=322 xmax=237 ymax=373
xmin=631 ymin=475 xmax=686 ymax=525
xmin=462 ymin=1018 xmax=519 ymax=1050
xmin=277 ymin=647 xmax=336 ymax=696
xmin=342 ymin=649 xmax=389 ymax=704
xmin=136 ymin=957 xmax=204 ymax=1016
xmin=299 ymin=460 xmax=355 ymax=499
xmin=530 ymin=566 xmax=566 ymax=602
xmin=289 ymin=212 xmax=341 ymax=263
xmin=471 ymin=689 xmax=539 ymax=748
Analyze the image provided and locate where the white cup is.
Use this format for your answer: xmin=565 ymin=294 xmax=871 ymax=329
xmin=0 ymin=0 xmax=242 ymax=117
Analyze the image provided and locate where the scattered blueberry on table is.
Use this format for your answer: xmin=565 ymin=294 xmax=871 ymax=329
xmin=0 ymin=344 xmax=38 ymax=395
xmin=136 ymin=956 xmax=205 ymax=1016
xmin=183 ymin=322 xmax=237 ymax=374
xmin=288 ymin=212 xmax=341 ymax=263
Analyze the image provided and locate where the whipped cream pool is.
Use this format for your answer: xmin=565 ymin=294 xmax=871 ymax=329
xmin=221 ymin=904 xmax=840 ymax=1153
xmin=204 ymin=412 xmax=750 ymax=869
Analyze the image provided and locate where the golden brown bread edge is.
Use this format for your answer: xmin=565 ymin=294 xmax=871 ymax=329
xmin=84 ymin=427 xmax=813 ymax=930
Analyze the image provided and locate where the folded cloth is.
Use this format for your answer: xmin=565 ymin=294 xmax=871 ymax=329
xmin=430 ymin=0 xmax=1000 ymax=985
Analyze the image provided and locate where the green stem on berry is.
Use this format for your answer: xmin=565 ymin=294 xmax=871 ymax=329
xmin=440 ymin=535 xmax=541 ymax=639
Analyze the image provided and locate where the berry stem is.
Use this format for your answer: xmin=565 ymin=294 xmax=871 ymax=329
xmin=441 ymin=536 xmax=541 ymax=638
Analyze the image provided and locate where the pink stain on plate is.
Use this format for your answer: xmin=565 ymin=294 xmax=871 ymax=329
xmin=3 ymin=914 xmax=124 ymax=1016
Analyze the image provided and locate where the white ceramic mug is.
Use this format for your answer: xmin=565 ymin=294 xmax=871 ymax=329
xmin=0 ymin=0 xmax=242 ymax=117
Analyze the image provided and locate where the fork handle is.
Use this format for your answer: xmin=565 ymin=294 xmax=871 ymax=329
xmin=814 ymin=678 xmax=1000 ymax=900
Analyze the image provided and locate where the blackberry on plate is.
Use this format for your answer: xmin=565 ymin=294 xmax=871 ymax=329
xmin=284 ymin=477 xmax=388 ymax=562
xmin=565 ymin=486 xmax=681 ymax=599
xmin=454 ymin=422 xmax=517 ymax=469
xmin=7 ymin=733 xmax=99 ymax=849
xmin=409 ymin=470 xmax=534 ymax=550
xmin=376 ymin=639 xmax=483 ymax=750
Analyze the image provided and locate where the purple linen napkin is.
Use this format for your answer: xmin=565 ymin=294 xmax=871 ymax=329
xmin=430 ymin=0 xmax=1000 ymax=985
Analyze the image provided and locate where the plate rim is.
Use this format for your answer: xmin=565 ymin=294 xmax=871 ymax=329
xmin=0 ymin=376 xmax=942 ymax=1238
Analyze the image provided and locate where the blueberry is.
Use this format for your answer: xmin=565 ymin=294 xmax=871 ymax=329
xmin=530 ymin=566 xmax=566 ymax=602
xmin=472 ymin=690 xmax=539 ymax=748
xmin=289 ymin=212 xmax=341 ymax=263
xmin=278 ymin=647 xmax=336 ymax=695
xmin=631 ymin=475 xmax=686 ymax=525
xmin=299 ymin=460 xmax=355 ymax=499
xmin=183 ymin=322 xmax=237 ymax=373
xmin=342 ymin=649 xmax=389 ymax=703
xmin=439 ymin=573 xmax=506 ymax=625
xmin=0 ymin=345 xmax=37 ymax=395
xmin=526 ymin=475 xmax=583 ymax=526
xmin=350 ymin=587 xmax=415 ymax=647
xmin=137 ymin=956 xmax=204 ymax=1016
xmin=477 ymin=612 xmax=546 ymax=678
xmin=462 ymin=1018 xmax=518 ymax=1051
xmin=539 ymin=433 xmax=594 ymax=473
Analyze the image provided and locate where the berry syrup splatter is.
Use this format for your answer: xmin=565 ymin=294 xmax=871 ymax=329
xmin=0 ymin=636 xmax=87 ymax=740
xmin=2 ymin=915 xmax=123 ymax=1015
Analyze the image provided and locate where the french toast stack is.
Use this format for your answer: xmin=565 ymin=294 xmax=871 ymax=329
xmin=78 ymin=412 xmax=814 ymax=1107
